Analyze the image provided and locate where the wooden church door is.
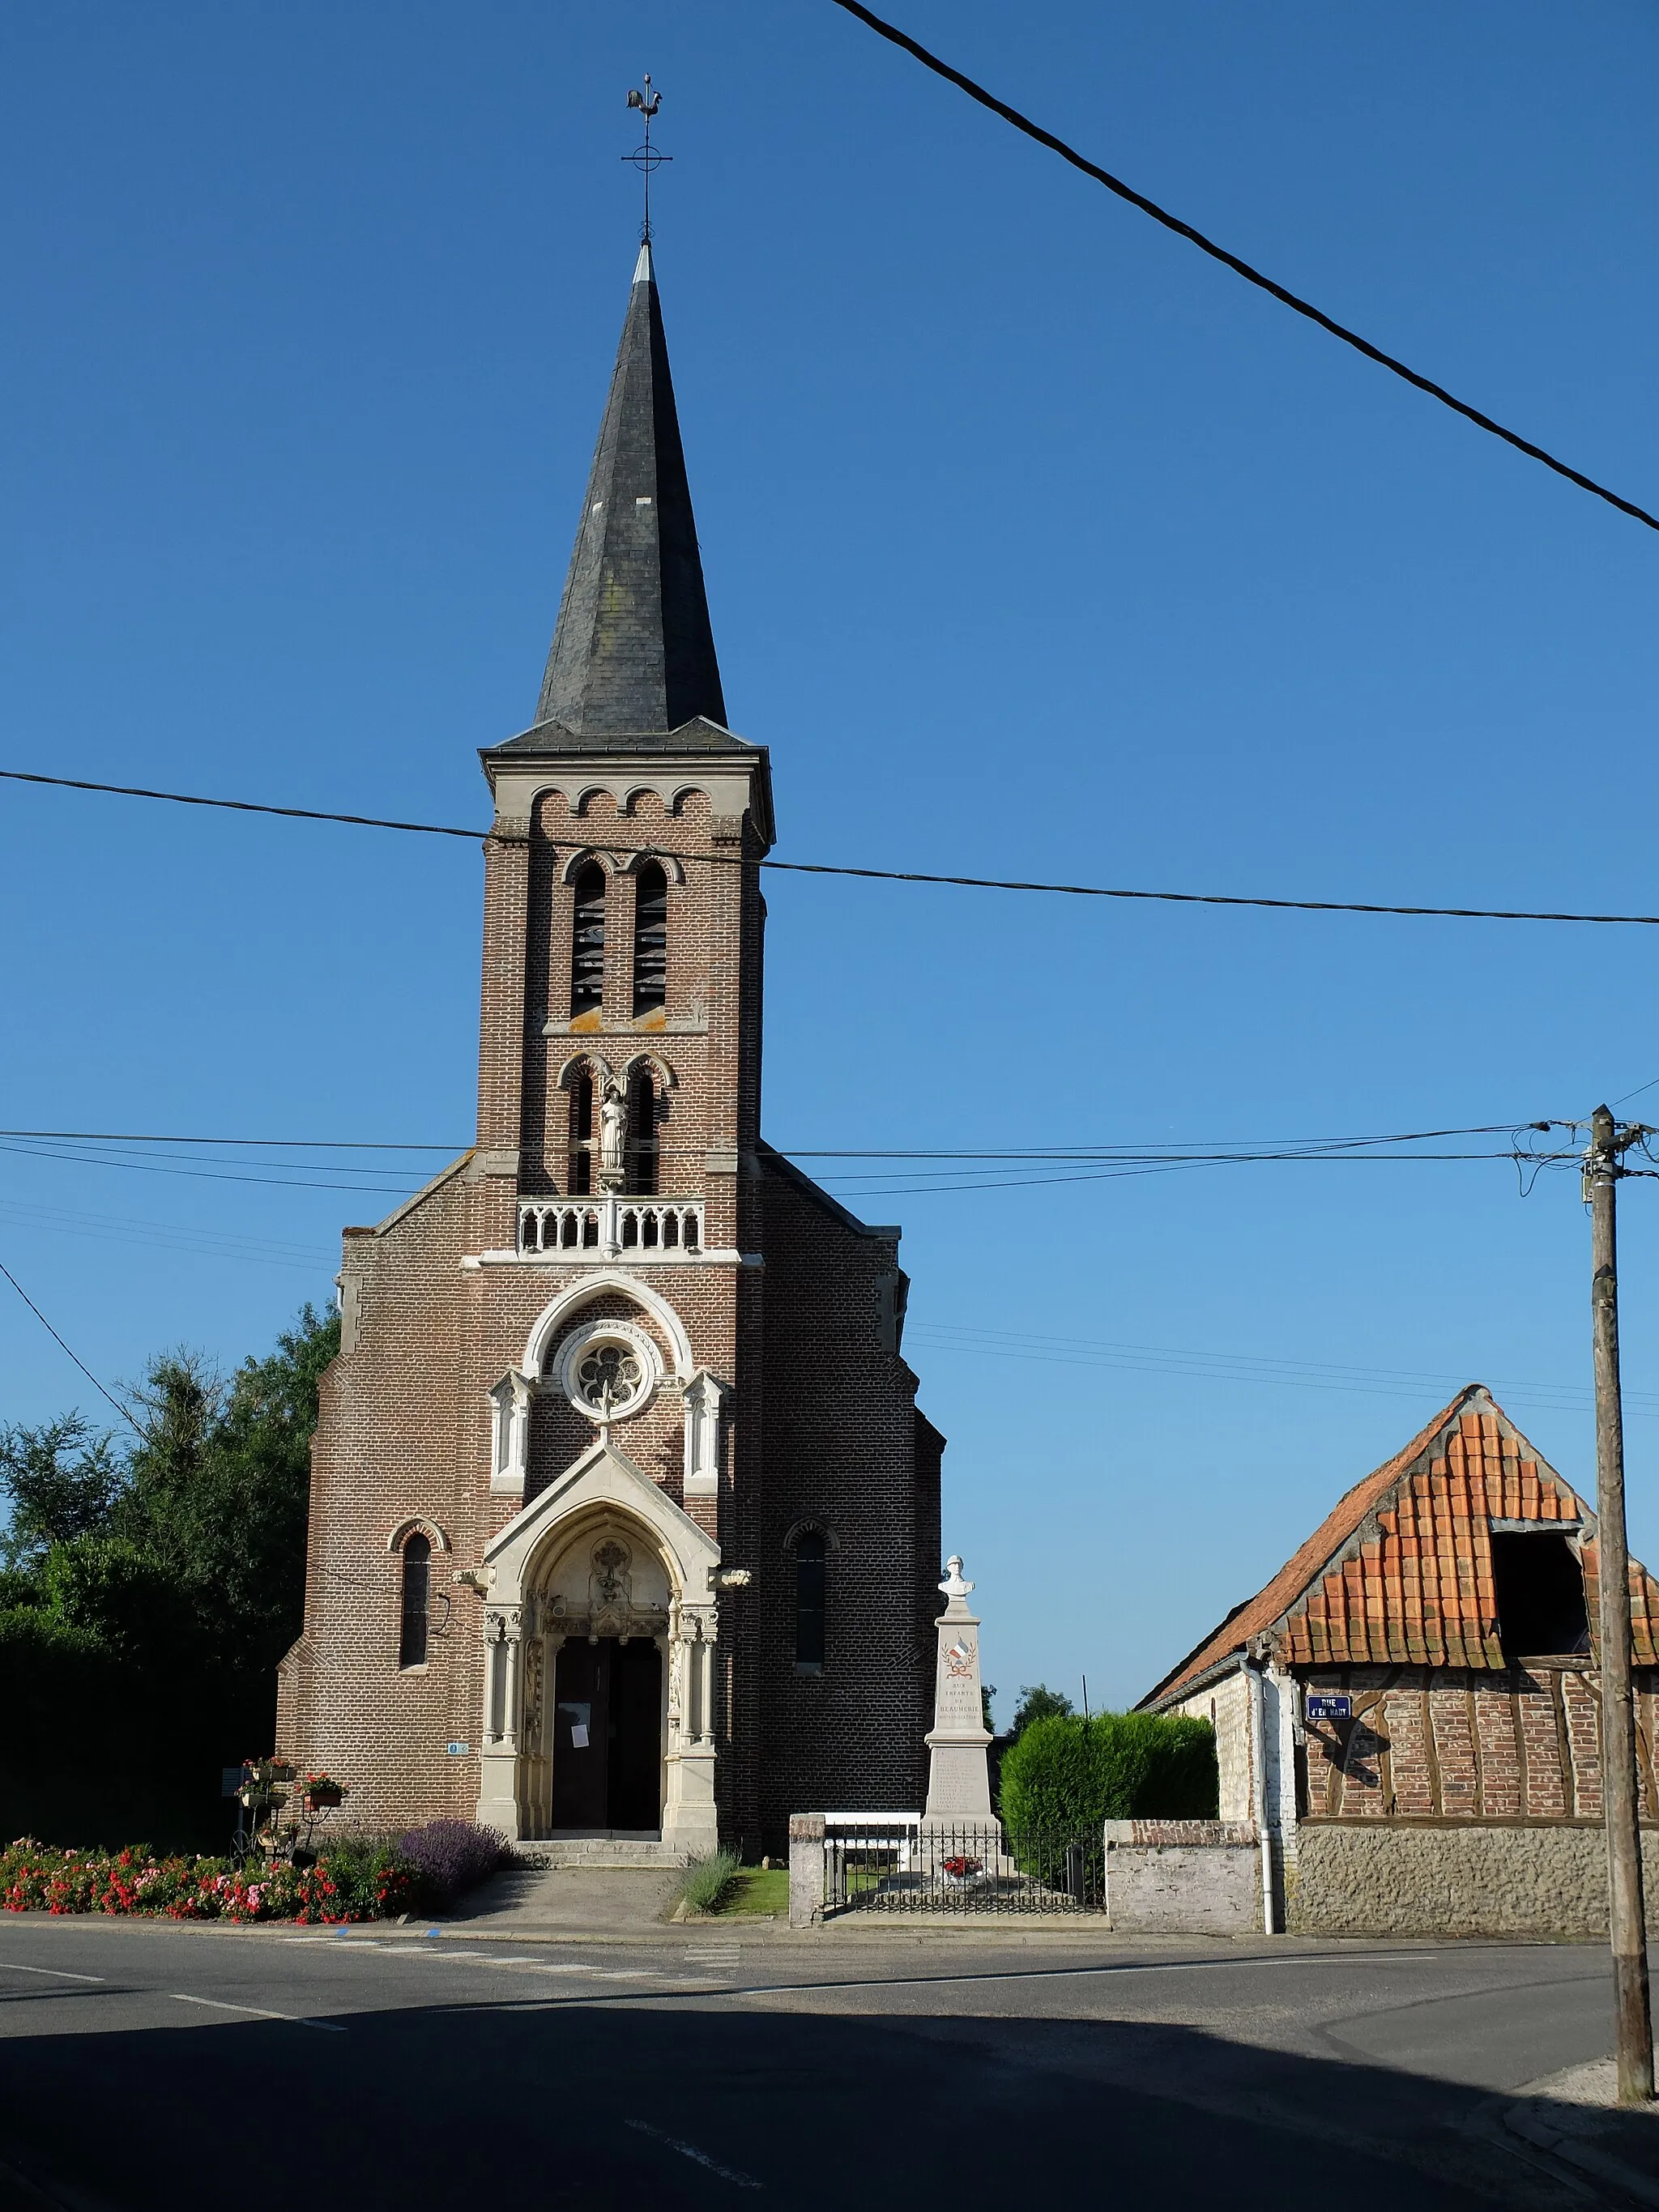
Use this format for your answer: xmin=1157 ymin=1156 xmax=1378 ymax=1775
xmin=550 ymin=1638 xmax=663 ymax=1832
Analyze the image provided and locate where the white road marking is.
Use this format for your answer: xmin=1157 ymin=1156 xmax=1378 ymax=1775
xmin=168 ymin=1993 xmax=346 ymax=2032
xmin=0 ymin=1962 xmax=105 ymax=1983
xmin=625 ymin=2119 xmax=761 ymax=2190
xmin=279 ymin=1941 xmax=714 ymax=1989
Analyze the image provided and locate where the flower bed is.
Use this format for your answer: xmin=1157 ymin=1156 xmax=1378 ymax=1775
xmin=0 ymin=1836 xmax=422 ymax=1925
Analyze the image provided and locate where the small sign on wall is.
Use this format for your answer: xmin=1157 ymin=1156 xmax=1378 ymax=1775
xmin=1305 ymin=1694 xmax=1351 ymax=1721
xmin=446 ymin=1741 xmax=471 ymax=1756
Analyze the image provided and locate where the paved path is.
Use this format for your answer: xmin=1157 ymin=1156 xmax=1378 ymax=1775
xmin=0 ymin=1918 xmax=1653 ymax=2210
xmin=442 ymin=1864 xmax=681 ymax=1936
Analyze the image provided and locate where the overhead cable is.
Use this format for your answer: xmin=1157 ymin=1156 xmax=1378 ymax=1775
xmin=0 ymin=1254 xmax=134 ymax=1426
xmin=827 ymin=0 xmax=1659 ymax=535
xmin=6 ymin=766 xmax=1659 ymax=929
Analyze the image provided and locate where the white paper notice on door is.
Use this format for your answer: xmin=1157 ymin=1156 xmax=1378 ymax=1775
xmin=557 ymin=1701 xmax=592 ymax=1750
xmin=569 ymin=1724 xmax=590 ymax=1749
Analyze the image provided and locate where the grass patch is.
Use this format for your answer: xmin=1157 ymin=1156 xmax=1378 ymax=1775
xmin=674 ymin=1848 xmax=740 ymax=1915
xmin=712 ymin=1865 xmax=789 ymax=1917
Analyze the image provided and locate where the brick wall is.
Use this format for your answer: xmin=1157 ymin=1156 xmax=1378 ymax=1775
xmin=749 ymin=1156 xmax=941 ymax=1852
xmin=1296 ymin=1663 xmax=1657 ymax=1822
xmin=278 ymin=747 xmax=943 ymax=1851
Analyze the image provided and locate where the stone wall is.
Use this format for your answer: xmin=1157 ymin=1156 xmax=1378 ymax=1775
xmin=1103 ymin=1821 xmax=1262 ymax=1935
xmin=1290 ymin=1821 xmax=1659 ymax=1936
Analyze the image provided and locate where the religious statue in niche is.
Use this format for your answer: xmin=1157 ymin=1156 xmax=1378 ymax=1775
xmin=598 ymin=1082 xmax=628 ymax=1191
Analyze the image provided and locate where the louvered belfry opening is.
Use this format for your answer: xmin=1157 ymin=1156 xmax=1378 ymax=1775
xmin=626 ymin=1065 xmax=659 ymax=1195
xmin=569 ymin=863 xmax=606 ymax=1016
xmin=632 ymin=862 xmax=668 ymax=1016
xmin=567 ymin=1068 xmax=595 ymax=1195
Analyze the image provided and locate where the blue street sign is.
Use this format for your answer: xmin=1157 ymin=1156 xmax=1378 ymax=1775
xmin=1306 ymin=1694 xmax=1351 ymax=1721
xmin=446 ymin=1741 xmax=471 ymax=1756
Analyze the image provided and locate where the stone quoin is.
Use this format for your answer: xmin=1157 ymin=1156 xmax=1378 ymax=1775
xmin=275 ymin=240 xmax=945 ymax=1857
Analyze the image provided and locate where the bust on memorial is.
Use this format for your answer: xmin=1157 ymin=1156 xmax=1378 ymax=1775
xmin=923 ymin=1554 xmax=994 ymax=1822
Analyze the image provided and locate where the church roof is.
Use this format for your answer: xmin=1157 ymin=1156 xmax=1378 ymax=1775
xmin=1139 ymin=1386 xmax=1659 ymax=1707
xmin=493 ymin=240 xmax=736 ymax=756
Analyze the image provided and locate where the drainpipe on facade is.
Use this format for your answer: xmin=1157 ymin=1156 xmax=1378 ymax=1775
xmin=1244 ymin=1656 xmax=1274 ymax=1935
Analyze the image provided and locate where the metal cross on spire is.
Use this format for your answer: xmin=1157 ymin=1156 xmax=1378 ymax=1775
xmin=624 ymin=74 xmax=671 ymax=244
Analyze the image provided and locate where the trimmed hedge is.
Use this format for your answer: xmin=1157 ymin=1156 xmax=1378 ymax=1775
xmin=998 ymin=1711 xmax=1218 ymax=1836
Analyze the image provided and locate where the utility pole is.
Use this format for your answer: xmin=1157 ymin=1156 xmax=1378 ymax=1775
xmin=1588 ymin=1103 xmax=1654 ymax=2104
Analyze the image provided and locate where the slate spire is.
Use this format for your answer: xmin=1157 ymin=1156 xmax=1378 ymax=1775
xmin=534 ymin=241 xmax=727 ymax=743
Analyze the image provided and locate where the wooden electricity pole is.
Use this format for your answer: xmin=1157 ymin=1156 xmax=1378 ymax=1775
xmin=1588 ymin=1102 xmax=1654 ymax=2104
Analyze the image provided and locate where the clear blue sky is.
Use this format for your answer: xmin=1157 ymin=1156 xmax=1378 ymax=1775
xmin=2 ymin=1 xmax=1658 ymax=1716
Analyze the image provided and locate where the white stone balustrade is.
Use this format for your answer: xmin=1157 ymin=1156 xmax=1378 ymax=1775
xmin=518 ymin=1196 xmax=704 ymax=1260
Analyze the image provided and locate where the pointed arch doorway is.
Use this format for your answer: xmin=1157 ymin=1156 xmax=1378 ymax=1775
xmin=476 ymin=1438 xmax=722 ymax=1857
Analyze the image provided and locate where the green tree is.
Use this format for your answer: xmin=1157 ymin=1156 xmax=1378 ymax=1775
xmin=0 ymin=1304 xmax=339 ymax=1848
xmin=119 ymin=1306 xmax=339 ymax=1675
xmin=1009 ymin=1683 xmax=1073 ymax=1739
xmin=0 ymin=1414 xmax=125 ymax=1570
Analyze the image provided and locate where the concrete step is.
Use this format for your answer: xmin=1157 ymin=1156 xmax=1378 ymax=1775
xmin=535 ymin=1832 xmax=684 ymax=1869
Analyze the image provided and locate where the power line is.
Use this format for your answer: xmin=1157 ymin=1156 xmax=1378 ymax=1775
xmin=0 ymin=1120 xmax=1530 ymax=1156
xmin=827 ymin=0 xmax=1659 ymax=536
xmin=0 ymin=1254 xmax=134 ymax=1426
xmin=8 ymin=765 xmax=1659 ymax=929
xmin=0 ymin=767 xmax=483 ymax=842
xmin=0 ymin=1129 xmax=455 ymax=1151
xmin=904 ymin=1319 xmax=1658 ymax=1420
xmin=0 ymin=1140 xmax=421 ymax=1198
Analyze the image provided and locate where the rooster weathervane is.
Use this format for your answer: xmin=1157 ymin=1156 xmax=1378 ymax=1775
xmin=625 ymin=75 xmax=671 ymax=244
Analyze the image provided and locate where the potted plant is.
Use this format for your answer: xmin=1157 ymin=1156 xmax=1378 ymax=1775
xmin=301 ymin=1772 xmax=346 ymax=1813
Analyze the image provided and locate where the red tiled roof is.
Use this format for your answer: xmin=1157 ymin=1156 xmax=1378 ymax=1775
xmin=1141 ymin=1384 xmax=1659 ymax=1707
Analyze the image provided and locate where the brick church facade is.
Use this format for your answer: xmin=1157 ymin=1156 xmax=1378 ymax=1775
xmin=276 ymin=241 xmax=945 ymax=1857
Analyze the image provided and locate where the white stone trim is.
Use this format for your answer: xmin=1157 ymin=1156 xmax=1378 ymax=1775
xmin=682 ymin=1370 xmax=727 ymax=1498
xmin=488 ymin=763 xmax=763 ymax=831
xmin=521 ymin=1271 xmax=694 ymax=1383
xmin=555 ymin=1051 xmax=614 ymax=1090
xmin=469 ymin=1247 xmax=756 ymax=1270
xmin=554 ymin=1317 xmax=663 ymax=1430
xmin=386 ymin=1516 xmax=450 ymax=1554
xmin=488 ymin=1371 xmax=536 ymax=1496
xmin=475 ymin=1438 xmax=723 ymax=1856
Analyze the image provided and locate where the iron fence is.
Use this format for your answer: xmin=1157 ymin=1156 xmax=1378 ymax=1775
xmin=823 ymin=1817 xmax=1103 ymax=1916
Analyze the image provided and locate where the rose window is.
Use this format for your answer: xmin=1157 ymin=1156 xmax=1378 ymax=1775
xmin=575 ymin=1343 xmax=642 ymax=1415
xmin=554 ymin=1318 xmax=660 ymax=1425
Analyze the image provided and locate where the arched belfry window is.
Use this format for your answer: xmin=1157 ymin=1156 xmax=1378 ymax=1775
xmin=399 ymin=1532 xmax=431 ymax=1669
xmin=626 ymin=1065 xmax=659 ymax=1196
xmin=570 ymin=863 xmax=607 ymax=1016
xmin=567 ymin=1067 xmax=595 ymax=1196
xmin=794 ymin=1531 xmax=826 ymax=1673
xmin=632 ymin=863 xmax=668 ymax=1017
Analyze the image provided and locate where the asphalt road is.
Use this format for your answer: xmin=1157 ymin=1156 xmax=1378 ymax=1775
xmin=0 ymin=1920 xmax=1640 ymax=2210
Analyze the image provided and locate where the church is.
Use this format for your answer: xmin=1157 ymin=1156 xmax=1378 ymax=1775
xmin=276 ymin=240 xmax=945 ymax=1860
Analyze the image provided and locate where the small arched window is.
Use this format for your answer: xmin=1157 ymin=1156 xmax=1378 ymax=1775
xmin=567 ymin=1068 xmax=595 ymax=1196
xmin=794 ymin=1531 xmax=826 ymax=1673
xmin=569 ymin=863 xmax=607 ymax=1016
xmin=632 ymin=863 xmax=668 ymax=1017
xmin=399 ymin=1532 xmax=431 ymax=1669
xmin=626 ymin=1065 xmax=659 ymax=1196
